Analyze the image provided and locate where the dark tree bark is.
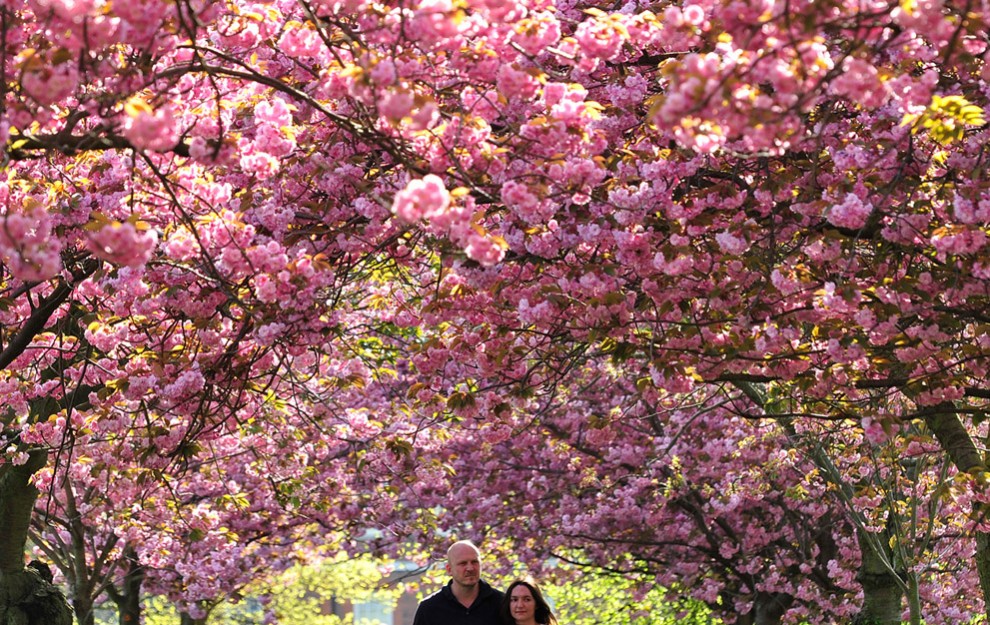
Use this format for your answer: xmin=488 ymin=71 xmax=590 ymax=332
xmin=923 ymin=405 xmax=990 ymax=623
xmin=107 ymin=546 xmax=144 ymax=625
xmin=740 ymin=592 xmax=793 ymax=625
xmin=0 ymin=450 xmax=72 ymax=625
xmin=0 ymin=266 xmax=97 ymax=625
xmin=854 ymin=529 xmax=903 ymax=625
xmin=180 ymin=611 xmax=208 ymax=625
xmin=733 ymin=381 xmax=911 ymax=623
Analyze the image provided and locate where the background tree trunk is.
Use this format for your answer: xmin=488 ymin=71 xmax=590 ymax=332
xmin=107 ymin=546 xmax=144 ymax=625
xmin=70 ymin=592 xmax=95 ymax=625
xmin=180 ymin=611 xmax=208 ymax=625
xmin=855 ymin=530 xmax=903 ymax=625
xmin=61 ymin=480 xmax=105 ymax=625
xmin=735 ymin=591 xmax=792 ymax=625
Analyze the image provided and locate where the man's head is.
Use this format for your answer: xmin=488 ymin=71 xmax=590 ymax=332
xmin=445 ymin=540 xmax=482 ymax=591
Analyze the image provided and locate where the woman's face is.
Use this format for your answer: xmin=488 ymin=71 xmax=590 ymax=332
xmin=510 ymin=584 xmax=537 ymax=623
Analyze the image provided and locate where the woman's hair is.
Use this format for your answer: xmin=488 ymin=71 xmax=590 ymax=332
xmin=499 ymin=579 xmax=558 ymax=625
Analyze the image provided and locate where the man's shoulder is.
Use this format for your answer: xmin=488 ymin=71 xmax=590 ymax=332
xmin=418 ymin=583 xmax=453 ymax=605
xmin=412 ymin=584 xmax=453 ymax=625
xmin=419 ymin=586 xmax=450 ymax=604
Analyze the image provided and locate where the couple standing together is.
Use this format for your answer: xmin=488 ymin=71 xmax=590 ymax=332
xmin=412 ymin=540 xmax=558 ymax=625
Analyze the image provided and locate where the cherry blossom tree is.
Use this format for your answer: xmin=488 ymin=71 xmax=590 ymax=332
xmin=350 ymin=0 xmax=990 ymax=620
xmin=24 ymin=350 xmax=420 ymax=625
xmin=4 ymin=0 xmax=990 ymax=624
xmin=0 ymin=0 xmax=426 ymax=619
xmin=386 ymin=359 xmax=979 ymax=625
xmin=28 ymin=434 xmax=303 ymax=625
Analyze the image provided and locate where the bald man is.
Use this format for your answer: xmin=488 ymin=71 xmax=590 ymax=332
xmin=412 ymin=540 xmax=504 ymax=625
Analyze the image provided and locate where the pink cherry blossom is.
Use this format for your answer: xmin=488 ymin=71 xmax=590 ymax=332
xmin=3 ymin=2 xmax=990 ymax=625
xmin=391 ymin=175 xmax=451 ymax=223
xmin=829 ymin=57 xmax=889 ymax=109
xmin=826 ymin=193 xmax=874 ymax=230
xmin=122 ymin=102 xmax=180 ymax=152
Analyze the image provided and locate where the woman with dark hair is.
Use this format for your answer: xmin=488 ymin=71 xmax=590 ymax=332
xmin=499 ymin=579 xmax=559 ymax=625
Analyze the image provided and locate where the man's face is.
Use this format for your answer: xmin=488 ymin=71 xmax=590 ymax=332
xmin=446 ymin=545 xmax=481 ymax=589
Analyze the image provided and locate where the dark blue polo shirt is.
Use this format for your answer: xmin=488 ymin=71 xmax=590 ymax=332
xmin=412 ymin=579 xmax=504 ymax=625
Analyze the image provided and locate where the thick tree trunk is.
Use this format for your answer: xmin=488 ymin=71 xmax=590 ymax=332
xmin=855 ymin=531 xmax=902 ymax=625
xmin=0 ymin=448 xmax=72 ymax=625
xmin=977 ymin=533 xmax=990 ymax=622
xmin=0 ymin=452 xmax=45 ymax=574
xmin=923 ymin=405 xmax=990 ymax=622
xmin=0 ymin=567 xmax=73 ymax=625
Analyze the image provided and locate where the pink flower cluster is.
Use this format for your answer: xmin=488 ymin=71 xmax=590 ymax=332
xmin=574 ymin=14 xmax=628 ymax=62
xmin=953 ymin=191 xmax=990 ymax=225
xmin=828 ymin=58 xmax=888 ymax=109
xmin=392 ymin=176 xmax=505 ymax=264
xmin=87 ymin=220 xmax=159 ymax=267
xmin=28 ymin=0 xmax=101 ymax=21
xmin=496 ymin=64 xmax=541 ymax=100
xmin=278 ymin=22 xmax=324 ymax=58
xmin=21 ymin=58 xmax=79 ymax=106
xmin=410 ymin=0 xmax=464 ymax=45
xmin=826 ymin=193 xmax=874 ymax=230
xmin=0 ymin=202 xmax=63 ymax=281
xmin=511 ymin=12 xmax=561 ymax=55
xmin=391 ymin=175 xmax=452 ymax=223
xmin=122 ymin=103 xmax=180 ymax=152
xmin=252 ymin=99 xmax=297 ymax=158
xmin=501 ymin=179 xmax=550 ymax=224
xmin=379 ymin=89 xmax=417 ymax=121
